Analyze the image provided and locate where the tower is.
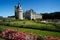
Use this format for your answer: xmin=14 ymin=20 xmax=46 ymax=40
xmin=15 ymin=3 xmax=23 ymax=20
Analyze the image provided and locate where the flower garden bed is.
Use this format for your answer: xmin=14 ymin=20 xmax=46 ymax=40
xmin=0 ymin=28 xmax=60 ymax=40
xmin=0 ymin=28 xmax=38 ymax=40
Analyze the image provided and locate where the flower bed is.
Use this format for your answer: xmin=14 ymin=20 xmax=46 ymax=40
xmin=0 ymin=28 xmax=60 ymax=40
xmin=45 ymin=36 xmax=60 ymax=40
xmin=0 ymin=29 xmax=38 ymax=40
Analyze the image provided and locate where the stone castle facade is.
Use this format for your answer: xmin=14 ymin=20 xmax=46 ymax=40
xmin=15 ymin=3 xmax=42 ymax=20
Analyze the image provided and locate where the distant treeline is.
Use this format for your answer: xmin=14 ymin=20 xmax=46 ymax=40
xmin=42 ymin=12 xmax=60 ymax=19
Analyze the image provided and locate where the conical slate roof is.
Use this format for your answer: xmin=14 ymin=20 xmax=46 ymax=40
xmin=17 ymin=3 xmax=22 ymax=9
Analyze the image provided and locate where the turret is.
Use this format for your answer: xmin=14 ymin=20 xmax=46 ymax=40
xmin=17 ymin=3 xmax=22 ymax=10
xmin=15 ymin=3 xmax=23 ymax=20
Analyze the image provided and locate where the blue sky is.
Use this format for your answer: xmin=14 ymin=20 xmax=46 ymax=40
xmin=0 ymin=0 xmax=60 ymax=17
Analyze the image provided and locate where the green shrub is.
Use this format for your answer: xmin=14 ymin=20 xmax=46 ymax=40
xmin=0 ymin=29 xmax=4 ymax=33
xmin=37 ymin=35 xmax=46 ymax=40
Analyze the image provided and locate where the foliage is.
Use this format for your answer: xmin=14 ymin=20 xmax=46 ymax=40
xmin=45 ymin=36 xmax=60 ymax=40
xmin=0 ymin=28 xmax=60 ymax=40
xmin=0 ymin=25 xmax=60 ymax=38
xmin=37 ymin=35 xmax=46 ymax=40
xmin=0 ymin=20 xmax=60 ymax=32
xmin=42 ymin=12 xmax=60 ymax=19
xmin=0 ymin=29 xmax=38 ymax=40
xmin=0 ymin=38 xmax=5 ymax=40
xmin=0 ymin=28 xmax=5 ymax=34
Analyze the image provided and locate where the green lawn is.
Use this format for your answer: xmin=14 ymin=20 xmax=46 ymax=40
xmin=0 ymin=20 xmax=56 ymax=29
xmin=0 ymin=25 xmax=60 ymax=38
xmin=8 ymin=20 xmax=54 ymax=27
xmin=8 ymin=20 xmax=56 ymax=29
xmin=8 ymin=20 xmax=58 ymax=31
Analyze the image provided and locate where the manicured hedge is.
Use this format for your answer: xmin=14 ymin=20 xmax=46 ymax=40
xmin=0 ymin=21 xmax=60 ymax=32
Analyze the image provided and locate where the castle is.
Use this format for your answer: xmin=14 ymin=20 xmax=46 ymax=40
xmin=15 ymin=3 xmax=42 ymax=20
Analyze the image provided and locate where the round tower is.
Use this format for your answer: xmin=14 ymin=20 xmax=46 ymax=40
xmin=15 ymin=3 xmax=23 ymax=20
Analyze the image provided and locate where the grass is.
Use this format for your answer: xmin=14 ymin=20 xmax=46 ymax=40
xmin=0 ymin=25 xmax=60 ymax=38
xmin=8 ymin=20 xmax=59 ymax=31
xmin=0 ymin=38 xmax=4 ymax=40
xmin=8 ymin=20 xmax=53 ymax=26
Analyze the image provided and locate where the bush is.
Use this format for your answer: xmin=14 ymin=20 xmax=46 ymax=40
xmin=0 ymin=29 xmax=4 ymax=34
xmin=37 ymin=35 xmax=46 ymax=40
